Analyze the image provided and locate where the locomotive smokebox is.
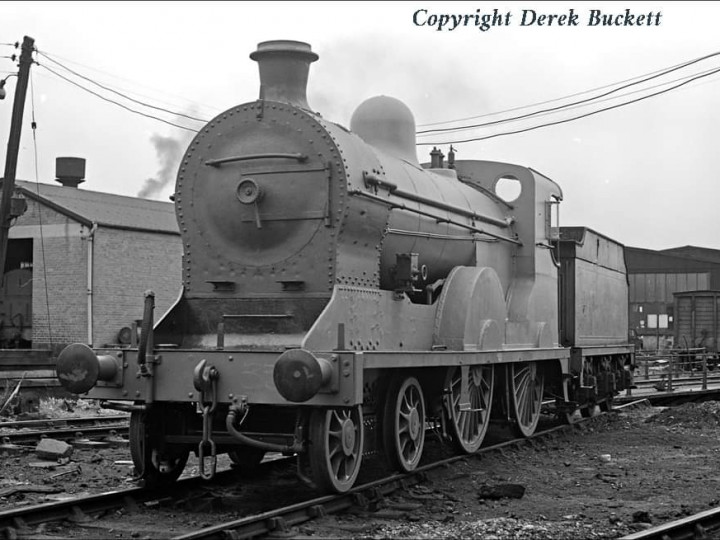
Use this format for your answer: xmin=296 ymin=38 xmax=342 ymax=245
xmin=273 ymin=349 xmax=333 ymax=402
xmin=250 ymin=40 xmax=318 ymax=110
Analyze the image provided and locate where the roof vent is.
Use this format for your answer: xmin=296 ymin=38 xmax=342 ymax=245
xmin=55 ymin=157 xmax=85 ymax=188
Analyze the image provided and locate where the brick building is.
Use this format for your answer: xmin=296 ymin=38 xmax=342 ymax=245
xmin=0 ymin=163 xmax=182 ymax=355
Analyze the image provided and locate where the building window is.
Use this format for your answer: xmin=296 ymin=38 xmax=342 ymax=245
xmin=647 ymin=314 xmax=669 ymax=329
xmin=647 ymin=314 xmax=657 ymax=329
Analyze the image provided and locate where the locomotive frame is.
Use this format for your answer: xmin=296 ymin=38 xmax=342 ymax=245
xmin=56 ymin=40 xmax=634 ymax=493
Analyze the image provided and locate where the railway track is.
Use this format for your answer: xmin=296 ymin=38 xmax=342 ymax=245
xmin=621 ymin=507 xmax=720 ymax=540
xmin=633 ymin=373 xmax=720 ymax=389
xmin=0 ymin=415 xmax=129 ymax=444
xmin=0 ymin=403 xmax=648 ymax=540
xmin=0 ymin=466 xmax=262 ymax=539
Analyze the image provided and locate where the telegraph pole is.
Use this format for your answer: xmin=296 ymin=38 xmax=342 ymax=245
xmin=0 ymin=35 xmax=35 ymax=280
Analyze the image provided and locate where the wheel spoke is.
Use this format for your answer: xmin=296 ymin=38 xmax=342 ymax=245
xmin=383 ymin=377 xmax=426 ymax=473
xmin=509 ymin=362 xmax=544 ymax=437
xmin=309 ymin=407 xmax=363 ymax=493
xmin=330 ymin=452 xmax=342 ymax=476
xmin=443 ymin=366 xmax=494 ymax=454
xmin=328 ymin=442 xmax=342 ymax=459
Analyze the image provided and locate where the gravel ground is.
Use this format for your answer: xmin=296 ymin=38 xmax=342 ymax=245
xmin=2 ymin=400 xmax=720 ymax=539
xmin=301 ymin=402 xmax=720 ymax=539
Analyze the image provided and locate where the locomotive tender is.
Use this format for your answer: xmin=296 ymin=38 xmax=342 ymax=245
xmin=56 ymin=40 xmax=634 ymax=492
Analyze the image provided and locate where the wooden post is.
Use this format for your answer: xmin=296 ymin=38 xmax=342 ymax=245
xmin=0 ymin=36 xmax=34 ymax=282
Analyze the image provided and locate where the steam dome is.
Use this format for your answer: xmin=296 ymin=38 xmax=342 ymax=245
xmin=350 ymin=96 xmax=418 ymax=165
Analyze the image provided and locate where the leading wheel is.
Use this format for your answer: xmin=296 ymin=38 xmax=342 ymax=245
xmin=308 ymin=406 xmax=364 ymax=493
xmin=509 ymin=362 xmax=544 ymax=438
xmin=444 ymin=365 xmax=494 ymax=453
xmin=383 ymin=376 xmax=426 ymax=473
xmin=129 ymin=410 xmax=189 ymax=488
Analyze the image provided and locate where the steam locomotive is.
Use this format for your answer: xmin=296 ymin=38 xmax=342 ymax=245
xmin=56 ymin=40 xmax=634 ymax=493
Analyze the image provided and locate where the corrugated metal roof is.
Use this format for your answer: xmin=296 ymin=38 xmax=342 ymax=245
xmin=14 ymin=180 xmax=179 ymax=234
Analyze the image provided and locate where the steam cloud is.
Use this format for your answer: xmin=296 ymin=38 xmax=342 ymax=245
xmin=137 ymin=133 xmax=185 ymax=199
xmin=310 ymin=36 xmax=491 ymax=129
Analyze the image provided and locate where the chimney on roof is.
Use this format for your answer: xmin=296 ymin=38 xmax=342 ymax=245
xmin=55 ymin=157 xmax=86 ymax=188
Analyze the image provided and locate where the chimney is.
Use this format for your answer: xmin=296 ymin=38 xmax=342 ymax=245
xmin=430 ymin=147 xmax=444 ymax=169
xmin=249 ymin=40 xmax=318 ymax=110
xmin=55 ymin=157 xmax=86 ymax=188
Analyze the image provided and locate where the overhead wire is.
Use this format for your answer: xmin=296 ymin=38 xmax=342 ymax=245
xmin=417 ymin=66 xmax=720 ymax=146
xmin=416 ymin=51 xmax=720 ymax=129
xmin=37 ymin=49 xmax=223 ymax=117
xmin=37 ymin=62 xmax=200 ymax=133
xmin=22 ymin=45 xmax=720 ymax=146
xmin=36 ymin=50 xmax=209 ymax=123
xmin=420 ymin=64 xmax=720 ymax=136
xmin=417 ymin=50 xmax=720 ymax=135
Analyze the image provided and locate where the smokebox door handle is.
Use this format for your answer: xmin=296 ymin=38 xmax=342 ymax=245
xmin=205 ymin=153 xmax=308 ymax=167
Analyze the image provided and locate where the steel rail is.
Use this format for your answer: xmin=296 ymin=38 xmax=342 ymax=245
xmin=633 ymin=375 xmax=720 ymax=387
xmin=0 ymin=485 xmax=147 ymax=532
xmin=0 ymin=414 xmax=129 ymax=430
xmin=620 ymin=506 xmax=720 ymax=540
xmin=0 ymin=468 xmax=243 ymax=535
xmin=2 ymin=423 xmax=129 ymax=444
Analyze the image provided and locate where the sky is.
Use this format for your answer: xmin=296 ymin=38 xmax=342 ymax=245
xmin=1 ymin=1 xmax=719 ymax=251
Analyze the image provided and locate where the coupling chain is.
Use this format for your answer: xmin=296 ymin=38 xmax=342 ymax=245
xmin=194 ymin=360 xmax=219 ymax=480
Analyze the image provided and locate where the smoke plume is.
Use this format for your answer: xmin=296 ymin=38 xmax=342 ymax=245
xmin=137 ymin=133 xmax=184 ymax=199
